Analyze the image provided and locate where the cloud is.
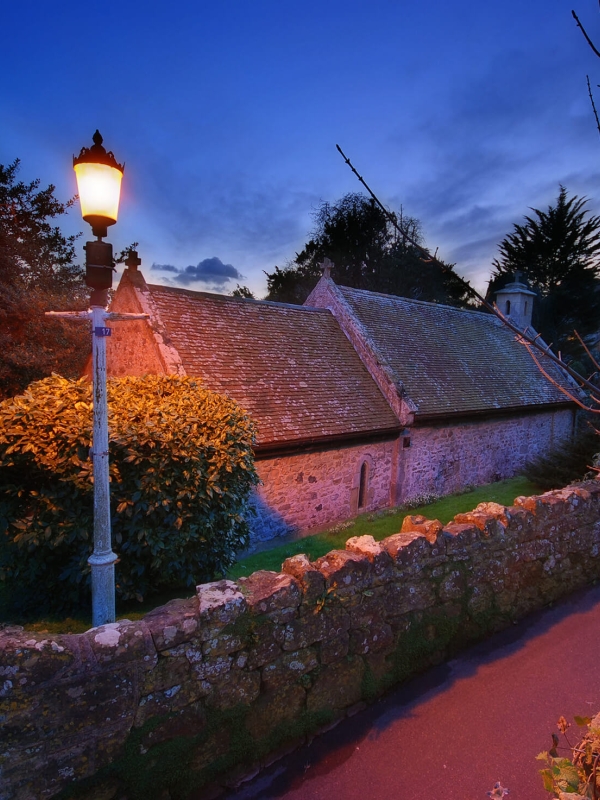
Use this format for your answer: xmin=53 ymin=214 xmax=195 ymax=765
xmin=151 ymin=257 xmax=244 ymax=288
xmin=151 ymin=263 xmax=179 ymax=274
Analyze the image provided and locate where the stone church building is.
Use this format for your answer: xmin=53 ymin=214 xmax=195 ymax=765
xmin=103 ymin=262 xmax=576 ymax=542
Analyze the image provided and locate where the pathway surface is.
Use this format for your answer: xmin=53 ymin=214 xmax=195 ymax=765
xmin=222 ymin=582 xmax=600 ymax=800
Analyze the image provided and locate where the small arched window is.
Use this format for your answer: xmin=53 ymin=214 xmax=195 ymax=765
xmin=524 ymin=301 xmax=528 ymax=314
xmin=358 ymin=461 xmax=368 ymax=509
xmin=505 ymin=299 xmax=511 ymax=314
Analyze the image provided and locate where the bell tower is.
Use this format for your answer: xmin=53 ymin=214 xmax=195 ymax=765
xmin=495 ymin=272 xmax=536 ymax=330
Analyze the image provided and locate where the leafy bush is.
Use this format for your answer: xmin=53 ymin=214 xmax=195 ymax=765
xmin=538 ymin=714 xmax=600 ymax=797
xmin=524 ymin=427 xmax=599 ymax=491
xmin=0 ymin=374 xmax=258 ymax=614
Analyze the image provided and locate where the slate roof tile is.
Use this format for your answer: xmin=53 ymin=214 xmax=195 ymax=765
xmin=337 ymin=285 xmax=574 ymax=417
xmin=147 ymin=285 xmax=400 ymax=446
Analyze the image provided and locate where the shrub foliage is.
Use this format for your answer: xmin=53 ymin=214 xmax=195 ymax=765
xmin=0 ymin=374 xmax=258 ymax=614
xmin=524 ymin=425 xmax=599 ymax=491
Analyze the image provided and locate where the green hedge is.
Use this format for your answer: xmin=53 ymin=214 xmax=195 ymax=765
xmin=0 ymin=374 xmax=258 ymax=614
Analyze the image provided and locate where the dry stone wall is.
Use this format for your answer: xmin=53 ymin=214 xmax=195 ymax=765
xmin=2 ymin=480 xmax=600 ymax=800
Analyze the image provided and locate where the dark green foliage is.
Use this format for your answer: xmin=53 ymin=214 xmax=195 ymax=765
xmin=230 ymin=284 xmax=255 ymax=299
xmin=265 ymin=193 xmax=473 ymax=307
xmin=0 ymin=160 xmax=90 ymax=399
xmin=524 ymin=426 xmax=599 ymax=490
xmin=488 ymin=187 xmax=600 ymax=359
xmin=0 ymin=374 xmax=259 ymax=615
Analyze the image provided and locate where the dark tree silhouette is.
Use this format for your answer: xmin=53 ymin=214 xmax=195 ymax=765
xmin=487 ymin=187 xmax=600 ymax=361
xmin=265 ymin=193 xmax=472 ymax=307
xmin=0 ymin=160 xmax=89 ymax=398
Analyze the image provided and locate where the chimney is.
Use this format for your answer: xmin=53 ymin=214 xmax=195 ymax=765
xmin=494 ymin=271 xmax=536 ymax=330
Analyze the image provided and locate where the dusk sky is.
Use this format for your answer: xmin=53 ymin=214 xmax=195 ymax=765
xmin=3 ymin=0 xmax=600 ymax=298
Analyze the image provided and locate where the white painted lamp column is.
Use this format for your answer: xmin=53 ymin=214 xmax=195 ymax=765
xmin=88 ymin=302 xmax=117 ymax=625
xmin=47 ymin=132 xmax=148 ymax=627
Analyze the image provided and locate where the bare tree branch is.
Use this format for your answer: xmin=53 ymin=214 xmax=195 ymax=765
xmin=586 ymin=75 xmax=600 ymax=136
xmin=336 ymin=144 xmax=600 ymax=400
xmin=575 ymin=329 xmax=600 ymax=373
xmin=521 ymin=341 xmax=600 ymax=411
xmin=572 ymin=9 xmax=600 ymax=59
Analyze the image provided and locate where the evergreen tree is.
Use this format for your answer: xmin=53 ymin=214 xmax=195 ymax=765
xmin=265 ymin=193 xmax=472 ymax=307
xmin=488 ymin=187 xmax=600 ymax=359
xmin=0 ymin=160 xmax=89 ymax=398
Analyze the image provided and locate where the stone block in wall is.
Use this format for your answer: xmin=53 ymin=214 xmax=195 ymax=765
xmin=202 ymin=631 xmax=245 ymax=658
xmin=517 ymin=538 xmax=554 ymax=563
xmin=144 ymin=596 xmax=200 ymax=651
xmin=345 ymin=536 xmax=396 ymax=584
xmin=383 ymin=580 xmax=437 ymax=616
xmin=306 ymin=656 xmax=365 ymax=714
xmin=261 ymin=647 xmax=319 ymax=690
xmin=246 ymin=623 xmax=284 ymax=669
xmin=466 ymin=584 xmax=495 ymax=617
xmin=0 ymin=629 xmax=87 ymax=702
xmin=561 ymin=522 xmax=600 ymax=554
xmin=401 ymin=515 xmax=443 ymax=543
xmin=348 ymin=622 xmax=393 ymax=655
xmin=442 ymin=523 xmax=481 ymax=560
xmin=382 ymin=531 xmax=442 ymax=571
xmin=346 ymin=591 xmax=387 ymax=629
xmin=514 ymin=488 xmax=593 ymax=526
xmin=282 ymin=554 xmax=326 ymax=608
xmin=237 ymin=571 xmax=302 ymax=623
xmin=280 ymin=606 xmax=350 ymax=652
xmin=314 ymin=550 xmax=372 ymax=594
xmin=204 ymin=668 xmax=261 ymax=711
xmin=38 ymin=670 xmax=137 ymax=746
xmin=134 ymin=679 xmax=208 ymax=728
xmin=197 ymin=580 xmax=247 ymax=629
xmin=190 ymin=726 xmax=232 ymax=773
xmin=319 ymin=632 xmax=350 ymax=664
xmin=140 ymin=652 xmax=193 ymax=695
xmin=503 ymin=505 xmax=537 ymax=544
xmin=83 ymin=620 xmax=158 ymax=671
xmin=245 ymin=683 xmax=307 ymax=741
xmin=438 ymin=567 xmax=467 ymax=602
xmin=3 ymin=737 xmax=103 ymax=800
xmin=453 ymin=506 xmax=507 ymax=543
xmin=138 ymin=701 xmax=207 ymax=750
xmin=188 ymin=652 xmax=233 ymax=683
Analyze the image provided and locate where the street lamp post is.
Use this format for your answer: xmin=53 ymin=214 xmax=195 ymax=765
xmin=48 ymin=131 xmax=147 ymax=627
xmin=74 ymin=131 xmax=124 ymax=627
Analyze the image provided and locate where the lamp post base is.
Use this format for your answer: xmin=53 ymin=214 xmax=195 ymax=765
xmin=88 ymin=552 xmax=118 ymax=627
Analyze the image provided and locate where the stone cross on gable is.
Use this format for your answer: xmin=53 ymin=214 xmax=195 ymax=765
xmin=321 ymin=257 xmax=334 ymax=278
xmin=125 ymin=250 xmax=142 ymax=271
xmin=514 ymin=270 xmax=523 ymax=284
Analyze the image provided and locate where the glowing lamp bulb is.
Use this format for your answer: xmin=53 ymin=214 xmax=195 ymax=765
xmin=73 ymin=131 xmax=124 ymax=238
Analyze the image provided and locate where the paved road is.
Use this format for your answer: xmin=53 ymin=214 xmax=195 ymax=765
xmin=223 ymin=583 xmax=600 ymax=800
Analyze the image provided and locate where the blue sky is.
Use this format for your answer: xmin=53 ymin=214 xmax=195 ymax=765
xmin=3 ymin=0 xmax=600 ymax=297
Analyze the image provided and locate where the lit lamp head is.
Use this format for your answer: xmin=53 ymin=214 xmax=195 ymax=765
xmin=74 ymin=131 xmax=124 ymax=302
xmin=73 ymin=130 xmax=124 ymax=239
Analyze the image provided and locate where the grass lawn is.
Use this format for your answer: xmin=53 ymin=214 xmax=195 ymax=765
xmin=227 ymin=476 xmax=538 ymax=578
xmin=0 ymin=476 xmax=538 ymax=633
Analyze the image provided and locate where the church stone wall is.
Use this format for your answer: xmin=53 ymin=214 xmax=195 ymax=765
xmin=402 ymin=408 xmax=575 ymax=502
xmin=247 ymin=438 xmax=397 ymax=542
